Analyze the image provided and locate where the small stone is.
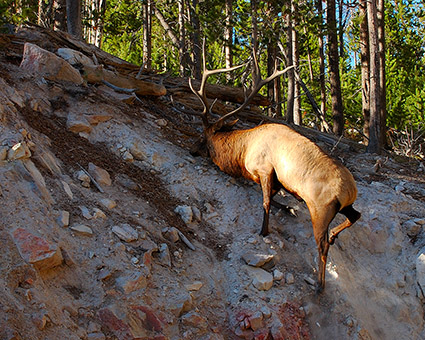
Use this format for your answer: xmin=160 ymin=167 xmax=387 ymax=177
xmin=112 ymin=224 xmax=138 ymax=242
xmin=181 ymin=311 xmax=208 ymax=330
xmin=158 ymin=243 xmax=171 ymax=267
xmin=185 ymin=281 xmax=203 ymax=291
xmin=248 ymin=311 xmax=263 ymax=331
xmin=80 ymin=206 xmax=92 ymax=219
xmin=70 ymin=224 xmax=93 ymax=236
xmin=115 ymin=270 xmax=148 ymax=294
xmin=92 ymin=208 xmax=107 ymax=219
xmin=404 ymin=219 xmax=421 ymax=237
xmin=61 ymin=180 xmax=73 ymax=199
xmin=155 ymin=118 xmax=167 ymax=127
xmin=163 ymin=227 xmax=180 ymax=243
xmin=57 ymin=210 xmax=70 ymax=227
xmin=242 ymin=251 xmax=274 ymax=267
xmin=67 ymin=114 xmax=92 ymax=134
xmin=75 ymin=170 xmax=90 ymax=183
xmin=175 ymin=205 xmax=194 ymax=224
xmin=100 ymin=198 xmax=117 ymax=210
xmin=286 ymin=273 xmax=295 ymax=284
xmin=414 ymin=218 xmax=425 ymax=225
xmin=247 ymin=237 xmax=258 ymax=245
xmin=7 ymin=142 xmax=31 ymax=160
xmin=88 ymin=163 xmax=112 ymax=186
xmin=273 ymin=269 xmax=284 ymax=281
xmin=122 ymin=151 xmax=134 ymax=162
xmin=245 ymin=266 xmax=274 ymax=291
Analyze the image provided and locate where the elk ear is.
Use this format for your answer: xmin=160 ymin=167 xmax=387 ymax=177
xmin=213 ymin=118 xmax=239 ymax=132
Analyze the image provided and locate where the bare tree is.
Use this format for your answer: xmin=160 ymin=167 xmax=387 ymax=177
xmin=53 ymin=0 xmax=67 ymax=31
xmin=377 ymin=0 xmax=387 ymax=148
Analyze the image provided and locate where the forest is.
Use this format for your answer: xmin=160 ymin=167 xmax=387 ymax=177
xmin=1 ymin=0 xmax=424 ymax=158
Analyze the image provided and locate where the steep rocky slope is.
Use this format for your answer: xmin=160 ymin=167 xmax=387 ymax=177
xmin=1 ymin=27 xmax=425 ymax=340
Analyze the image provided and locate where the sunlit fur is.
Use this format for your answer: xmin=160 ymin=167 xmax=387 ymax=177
xmin=197 ymin=122 xmax=361 ymax=293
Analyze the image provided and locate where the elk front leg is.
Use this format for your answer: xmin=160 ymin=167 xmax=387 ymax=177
xmin=259 ymin=174 xmax=273 ymax=236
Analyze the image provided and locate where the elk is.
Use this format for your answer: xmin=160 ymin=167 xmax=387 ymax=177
xmin=189 ymin=47 xmax=361 ymax=293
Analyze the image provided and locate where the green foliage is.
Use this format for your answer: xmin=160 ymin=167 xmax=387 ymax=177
xmin=2 ymin=0 xmax=425 ymax=135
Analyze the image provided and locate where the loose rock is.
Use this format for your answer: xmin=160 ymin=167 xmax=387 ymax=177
xmin=245 ymin=266 xmax=274 ymax=291
xmin=70 ymin=224 xmax=93 ymax=236
xmin=112 ymin=224 xmax=138 ymax=242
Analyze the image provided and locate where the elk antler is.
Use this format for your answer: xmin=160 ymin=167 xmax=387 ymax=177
xmin=188 ymin=39 xmax=247 ymax=127
xmin=215 ymin=52 xmax=294 ymax=127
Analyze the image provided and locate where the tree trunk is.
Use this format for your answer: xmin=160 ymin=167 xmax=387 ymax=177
xmin=53 ymin=0 xmax=67 ymax=31
xmin=377 ymin=0 xmax=387 ymax=148
xmin=286 ymin=8 xmax=294 ymax=124
xmin=339 ymin=0 xmax=344 ymax=59
xmin=178 ymin=0 xmax=186 ymax=76
xmin=153 ymin=5 xmax=179 ymax=48
xmin=327 ymin=0 xmax=344 ymax=135
xmin=316 ymin=0 xmax=327 ymax=131
xmin=142 ymin=0 xmax=152 ymax=69
xmin=359 ymin=0 xmax=370 ymax=143
xmin=366 ymin=0 xmax=382 ymax=153
xmin=66 ymin=0 xmax=82 ymax=39
xmin=292 ymin=0 xmax=301 ymax=125
xmin=191 ymin=0 xmax=202 ymax=80
xmin=224 ymin=0 xmax=233 ymax=83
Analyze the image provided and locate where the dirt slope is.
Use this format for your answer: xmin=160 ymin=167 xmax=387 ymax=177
xmin=1 ymin=27 xmax=425 ymax=340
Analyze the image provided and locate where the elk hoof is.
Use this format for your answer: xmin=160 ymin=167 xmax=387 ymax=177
xmin=315 ymin=283 xmax=325 ymax=295
xmin=329 ymin=232 xmax=337 ymax=245
xmin=287 ymin=207 xmax=297 ymax=217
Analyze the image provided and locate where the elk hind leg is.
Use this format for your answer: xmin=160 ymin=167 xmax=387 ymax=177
xmin=259 ymin=173 xmax=273 ymax=236
xmin=329 ymin=205 xmax=361 ymax=245
xmin=310 ymin=204 xmax=339 ymax=294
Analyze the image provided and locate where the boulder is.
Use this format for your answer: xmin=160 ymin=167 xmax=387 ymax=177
xmin=12 ymin=228 xmax=63 ymax=271
xmin=20 ymin=43 xmax=83 ymax=85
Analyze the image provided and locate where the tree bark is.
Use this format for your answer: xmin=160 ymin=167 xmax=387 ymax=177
xmin=316 ymin=0 xmax=327 ymax=131
xmin=377 ymin=0 xmax=387 ymax=148
xmin=292 ymin=1 xmax=301 ymax=125
xmin=327 ymin=0 xmax=344 ymax=135
xmin=53 ymin=0 xmax=67 ymax=31
xmin=190 ymin=0 xmax=202 ymax=80
xmin=286 ymin=7 xmax=294 ymax=124
xmin=366 ymin=0 xmax=382 ymax=153
xmin=359 ymin=0 xmax=370 ymax=143
xmin=153 ymin=5 xmax=179 ymax=48
xmin=66 ymin=0 xmax=82 ymax=39
xmin=224 ymin=0 xmax=233 ymax=83
xmin=142 ymin=0 xmax=152 ymax=69
xmin=178 ymin=0 xmax=186 ymax=76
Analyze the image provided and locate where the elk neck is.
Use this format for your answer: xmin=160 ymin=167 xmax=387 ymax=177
xmin=206 ymin=129 xmax=250 ymax=178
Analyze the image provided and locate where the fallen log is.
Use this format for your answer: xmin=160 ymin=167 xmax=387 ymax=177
xmin=83 ymin=65 xmax=166 ymax=97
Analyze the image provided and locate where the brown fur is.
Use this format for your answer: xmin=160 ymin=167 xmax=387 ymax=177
xmin=198 ymin=123 xmax=360 ymax=293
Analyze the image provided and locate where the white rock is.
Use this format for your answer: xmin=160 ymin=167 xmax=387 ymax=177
xmin=70 ymin=224 xmax=93 ymax=236
xmin=175 ymin=205 xmax=193 ymax=224
xmin=61 ymin=180 xmax=73 ymax=199
xmin=7 ymin=142 xmax=31 ymax=160
xmin=112 ymin=224 xmax=138 ymax=242
xmin=75 ymin=170 xmax=90 ymax=183
xmin=245 ymin=266 xmax=273 ymax=291
xmin=242 ymin=252 xmax=274 ymax=267
xmin=57 ymin=48 xmax=95 ymax=67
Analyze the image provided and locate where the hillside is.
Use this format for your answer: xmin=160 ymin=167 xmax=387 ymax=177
xmin=1 ymin=27 xmax=425 ymax=340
